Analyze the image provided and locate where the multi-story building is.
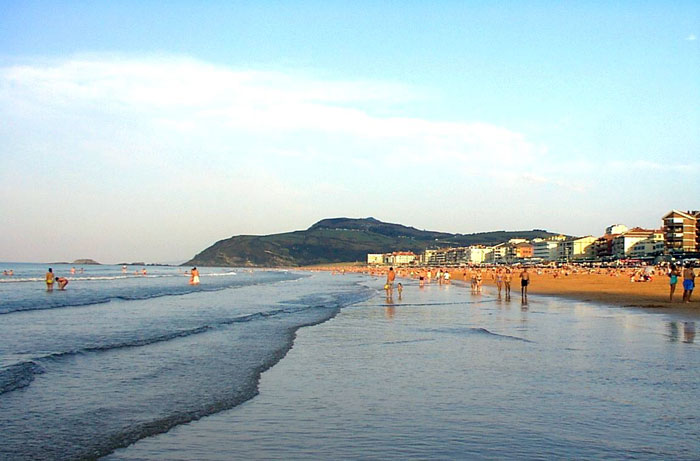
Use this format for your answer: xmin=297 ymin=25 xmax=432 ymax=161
xmin=388 ymin=252 xmax=417 ymax=266
xmin=628 ymin=231 xmax=664 ymax=259
xmin=559 ymin=236 xmax=596 ymax=261
xmin=486 ymin=243 xmax=508 ymax=264
xmin=593 ymin=234 xmax=616 ymax=260
xmin=662 ymin=210 xmax=699 ymax=253
xmin=465 ymin=246 xmax=492 ymax=264
xmin=533 ymin=239 xmax=561 ymax=261
xmin=514 ymin=242 xmax=534 ymax=259
xmin=612 ymin=228 xmax=660 ymax=259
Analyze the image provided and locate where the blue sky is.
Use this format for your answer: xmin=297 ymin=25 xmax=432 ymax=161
xmin=1 ymin=1 xmax=698 ymax=263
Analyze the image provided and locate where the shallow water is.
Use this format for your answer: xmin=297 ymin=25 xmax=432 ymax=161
xmin=109 ymin=280 xmax=699 ymax=460
xmin=0 ymin=265 xmax=373 ymax=460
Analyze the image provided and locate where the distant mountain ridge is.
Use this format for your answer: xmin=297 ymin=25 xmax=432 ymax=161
xmin=184 ymin=218 xmax=564 ymax=267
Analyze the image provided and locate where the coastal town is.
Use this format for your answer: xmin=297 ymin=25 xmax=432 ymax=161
xmin=367 ymin=209 xmax=700 ymax=267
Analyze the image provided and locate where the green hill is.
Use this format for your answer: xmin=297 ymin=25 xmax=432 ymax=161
xmin=183 ymin=218 xmax=563 ymax=267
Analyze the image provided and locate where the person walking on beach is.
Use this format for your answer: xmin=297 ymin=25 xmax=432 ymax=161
xmin=386 ymin=267 xmax=396 ymax=297
xmin=496 ymin=268 xmax=504 ymax=298
xmin=520 ymin=267 xmax=530 ymax=299
xmin=56 ymin=276 xmax=69 ymax=290
xmin=682 ymin=263 xmax=695 ymax=303
xmin=45 ymin=268 xmax=55 ymax=292
xmin=668 ymin=264 xmax=680 ymax=302
xmin=504 ymin=268 xmax=512 ymax=300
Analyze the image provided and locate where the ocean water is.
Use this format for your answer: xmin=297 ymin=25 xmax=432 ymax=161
xmin=108 ymin=279 xmax=699 ymax=461
xmin=0 ymin=264 xmax=374 ymax=460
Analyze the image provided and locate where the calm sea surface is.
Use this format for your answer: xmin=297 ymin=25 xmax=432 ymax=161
xmin=1 ymin=264 xmax=698 ymax=460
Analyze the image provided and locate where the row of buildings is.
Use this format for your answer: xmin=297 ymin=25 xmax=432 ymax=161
xmin=368 ymin=210 xmax=700 ymax=266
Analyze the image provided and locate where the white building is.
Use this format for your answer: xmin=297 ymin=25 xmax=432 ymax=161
xmin=367 ymin=253 xmax=385 ymax=265
xmin=559 ymin=236 xmax=596 ymax=261
xmin=485 ymin=243 xmax=508 ymax=263
xmin=465 ymin=246 xmax=492 ymax=264
xmin=389 ymin=252 xmax=417 ymax=266
xmin=628 ymin=230 xmax=664 ymax=259
xmin=612 ymin=228 xmax=661 ymax=259
xmin=533 ymin=240 xmax=560 ymax=261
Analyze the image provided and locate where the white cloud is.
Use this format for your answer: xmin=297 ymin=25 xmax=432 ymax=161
xmin=686 ymin=34 xmax=697 ymax=41
xmin=0 ymin=55 xmax=561 ymax=261
xmin=0 ymin=55 xmax=543 ymax=170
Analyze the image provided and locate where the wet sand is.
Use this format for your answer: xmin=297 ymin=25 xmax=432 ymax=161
xmin=108 ymin=277 xmax=699 ymax=460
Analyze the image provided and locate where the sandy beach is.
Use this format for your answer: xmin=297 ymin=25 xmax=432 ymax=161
xmin=308 ymin=265 xmax=699 ymax=314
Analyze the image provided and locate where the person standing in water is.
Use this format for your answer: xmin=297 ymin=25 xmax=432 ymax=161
xmin=45 ymin=268 xmax=55 ymax=292
xmin=56 ymin=276 xmax=69 ymax=290
xmin=386 ymin=267 xmax=396 ymax=297
xmin=189 ymin=267 xmax=200 ymax=285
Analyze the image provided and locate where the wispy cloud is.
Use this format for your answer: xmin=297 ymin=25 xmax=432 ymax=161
xmin=686 ymin=33 xmax=697 ymax=41
xmin=0 ymin=55 xmax=543 ymax=172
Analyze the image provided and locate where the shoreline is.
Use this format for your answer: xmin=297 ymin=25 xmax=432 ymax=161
xmin=108 ymin=274 xmax=699 ymax=460
xmin=301 ymin=265 xmax=699 ymax=315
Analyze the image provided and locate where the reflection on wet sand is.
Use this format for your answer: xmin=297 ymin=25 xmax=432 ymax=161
xmin=668 ymin=321 xmax=695 ymax=343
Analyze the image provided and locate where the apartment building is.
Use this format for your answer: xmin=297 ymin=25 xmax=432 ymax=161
xmin=486 ymin=243 xmax=508 ymax=264
xmin=612 ymin=228 xmax=661 ymax=259
xmin=533 ymin=240 xmax=560 ymax=261
xmin=559 ymin=236 xmax=596 ymax=261
xmin=389 ymin=252 xmax=417 ymax=266
xmin=593 ymin=234 xmax=616 ymax=259
xmin=465 ymin=246 xmax=492 ymax=264
xmin=662 ymin=210 xmax=699 ymax=253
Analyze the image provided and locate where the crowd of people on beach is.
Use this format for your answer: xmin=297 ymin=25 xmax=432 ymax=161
xmin=323 ymin=261 xmax=698 ymax=306
xmin=379 ymin=265 xmax=534 ymax=302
